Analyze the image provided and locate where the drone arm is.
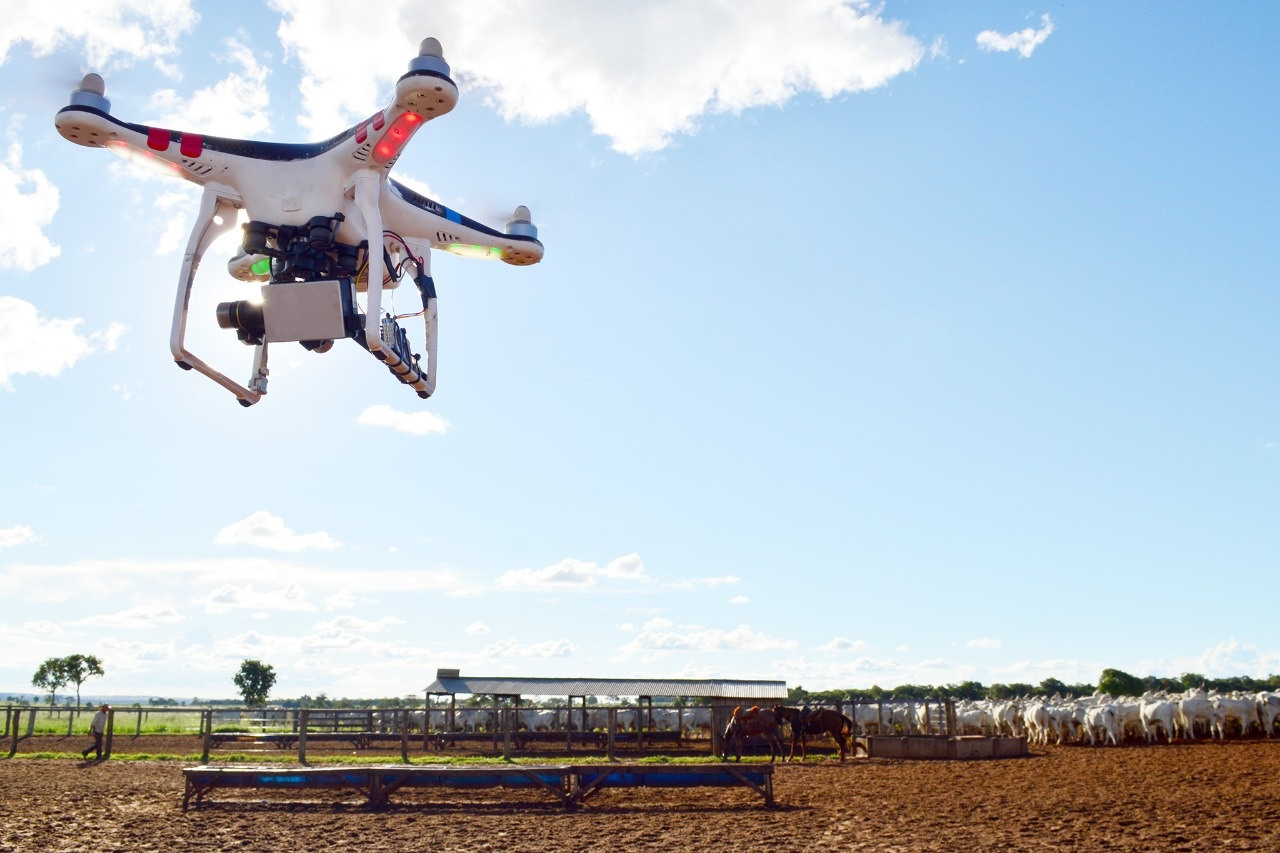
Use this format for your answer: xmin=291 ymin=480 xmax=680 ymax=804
xmin=384 ymin=180 xmax=544 ymax=266
xmin=170 ymin=185 xmax=267 ymax=406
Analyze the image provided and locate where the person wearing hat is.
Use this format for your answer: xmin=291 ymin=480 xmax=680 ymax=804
xmin=82 ymin=704 xmax=109 ymax=760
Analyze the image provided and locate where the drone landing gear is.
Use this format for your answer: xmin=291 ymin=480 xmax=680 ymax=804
xmin=169 ymin=186 xmax=268 ymax=406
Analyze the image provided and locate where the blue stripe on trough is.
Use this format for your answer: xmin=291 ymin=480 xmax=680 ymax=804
xmin=182 ymin=763 xmax=775 ymax=810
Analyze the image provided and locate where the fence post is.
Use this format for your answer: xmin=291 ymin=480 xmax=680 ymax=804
xmin=8 ymin=708 xmax=18 ymax=757
xmin=102 ymin=709 xmax=115 ymax=760
xmin=298 ymin=708 xmax=309 ymax=765
xmin=400 ymin=708 xmax=409 ymax=763
xmin=201 ymin=710 xmax=211 ymax=763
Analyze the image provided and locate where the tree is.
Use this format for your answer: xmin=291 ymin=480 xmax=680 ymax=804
xmin=233 ymin=659 xmax=277 ymax=706
xmin=62 ymin=654 xmax=105 ymax=706
xmin=32 ymin=654 xmax=106 ymax=706
xmin=32 ymin=658 xmax=71 ymax=706
xmin=1097 ymin=668 xmax=1145 ymax=697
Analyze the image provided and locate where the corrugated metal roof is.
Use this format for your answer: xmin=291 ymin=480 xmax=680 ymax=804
xmin=423 ymin=674 xmax=788 ymax=701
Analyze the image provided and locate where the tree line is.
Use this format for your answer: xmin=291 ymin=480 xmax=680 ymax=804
xmin=788 ymin=669 xmax=1280 ymax=704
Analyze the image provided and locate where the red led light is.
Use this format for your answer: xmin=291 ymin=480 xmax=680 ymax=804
xmin=147 ymin=127 xmax=170 ymax=151
xmin=372 ymin=112 xmax=424 ymax=163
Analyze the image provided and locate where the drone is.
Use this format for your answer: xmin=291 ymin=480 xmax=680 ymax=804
xmin=55 ymin=38 xmax=543 ymax=406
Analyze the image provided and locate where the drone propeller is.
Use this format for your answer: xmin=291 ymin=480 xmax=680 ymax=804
xmin=68 ymin=73 xmax=110 ymax=113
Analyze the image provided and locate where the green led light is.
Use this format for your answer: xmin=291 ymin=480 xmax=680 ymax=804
xmin=251 ymin=257 xmax=271 ymax=276
xmin=444 ymin=243 xmax=504 ymax=260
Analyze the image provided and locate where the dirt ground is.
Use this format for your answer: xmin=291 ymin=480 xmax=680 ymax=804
xmin=2 ymin=738 xmax=1278 ymax=851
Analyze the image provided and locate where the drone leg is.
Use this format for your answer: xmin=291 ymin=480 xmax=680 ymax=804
xmin=352 ymin=173 xmax=434 ymax=398
xmin=407 ymin=240 xmax=438 ymax=396
xmin=169 ymin=185 xmax=265 ymax=406
xmin=352 ymin=173 xmax=387 ymax=348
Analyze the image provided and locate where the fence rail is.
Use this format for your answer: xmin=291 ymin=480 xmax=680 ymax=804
xmin=4 ymin=698 xmax=964 ymax=762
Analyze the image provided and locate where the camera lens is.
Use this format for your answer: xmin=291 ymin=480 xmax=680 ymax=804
xmin=216 ymin=300 xmax=265 ymax=344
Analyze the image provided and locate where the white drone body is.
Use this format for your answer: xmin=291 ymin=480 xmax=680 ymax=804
xmin=55 ymin=38 xmax=543 ymax=406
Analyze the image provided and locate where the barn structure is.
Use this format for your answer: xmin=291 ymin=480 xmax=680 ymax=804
xmin=423 ymin=668 xmax=788 ymax=756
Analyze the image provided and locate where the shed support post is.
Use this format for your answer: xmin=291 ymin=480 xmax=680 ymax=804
xmin=607 ymin=708 xmax=616 ymax=761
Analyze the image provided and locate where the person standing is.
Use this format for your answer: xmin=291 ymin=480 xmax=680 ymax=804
xmin=82 ymin=704 xmax=109 ymax=760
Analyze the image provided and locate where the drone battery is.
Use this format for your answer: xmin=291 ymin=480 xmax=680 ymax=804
xmin=261 ymin=279 xmax=351 ymax=343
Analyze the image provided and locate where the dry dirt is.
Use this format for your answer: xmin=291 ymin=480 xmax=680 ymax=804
xmin=2 ymin=738 xmax=1278 ymax=851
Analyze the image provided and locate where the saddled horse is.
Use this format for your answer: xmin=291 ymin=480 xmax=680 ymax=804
xmin=721 ymin=706 xmax=785 ymax=762
xmin=773 ymin=705 xmax=858 ymax=761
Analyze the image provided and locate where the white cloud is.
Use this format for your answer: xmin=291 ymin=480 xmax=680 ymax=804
xmin=148 ymin=37 xmax=272 ymax=138
xmin=0 ymin=525 xmax=37 ymax=550
xmin=599 ymin=553 xmax=647 ymax=580
xmin=322 ymin=591 xmax=358 ymax=611
xmin=618 ymin=622 xmax=796 ymax=659
xmin=75 ymin=603 xmax=183 ymax=628
xmin=314 ymin=614 xmax=402 ymax=633
xmin=665 ymin=574 xmax=740 ymax=590
xmin=976 ymin=14 xmax=1054 ymax=59
xmin=197 ymin=581 xmax=315 ymax=614
xmin=0 ymin=296 xmax=127 ymax=390
xmin=0 ymin=135 xmax=60 ymax=271
xmin=478 ymin=637 xmax=574 ymax=659
xmin=213 ymin=510 xmax=341 ymax=552
xmin=269 ymin=0 xmax=925 ymax=154
xmin=966 ymin=637 xmax=1002 ymax=650
xmin=0 ymin=1 xmax=197 ymax=69
xmin=497 ymin=554 xmax=648 ymax=589
xmin=11 ymin=620 xmax=63 ymax=636
xmin=729 ymin=595 xmax=750 ymax=605
xmin=465 ymin=621 xmax=490 ymax=634
xmin=150 ymin=189 xmax=197 ymax=255
xmin=2 ymin=554 xmax=476 ymax=604
xmin=820 ymin=636 xmax=868 ymax=653
xmin=357 ymin=404 xmax=451 ymax=436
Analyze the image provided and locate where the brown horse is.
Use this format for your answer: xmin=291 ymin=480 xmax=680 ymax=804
xmin=721 ymin=706 xmax=785 ymax=762
xmin=773 ymin=705 xmax=858 ymax=761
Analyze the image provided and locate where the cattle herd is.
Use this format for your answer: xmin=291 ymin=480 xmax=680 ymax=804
xmin=947 ymin=688 xmax=1280 ymax=746
xmin=225 ymin=688 xmax=1280 ymax=748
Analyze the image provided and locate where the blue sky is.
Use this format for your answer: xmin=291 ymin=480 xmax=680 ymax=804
xmin=1 ymin=2 xmax=1277 ymax=700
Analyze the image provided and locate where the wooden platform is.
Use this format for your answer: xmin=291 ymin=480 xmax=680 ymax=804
xmin=181 ymin=762 xmax=775 ymax=810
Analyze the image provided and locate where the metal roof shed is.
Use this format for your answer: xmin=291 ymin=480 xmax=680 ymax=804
xmin=424 ymin=670 xmax=788 ymax=702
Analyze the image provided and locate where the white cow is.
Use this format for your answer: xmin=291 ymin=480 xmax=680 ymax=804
xmin=1257 ymin=692 xmax=1280 ymax=737
xmin=1211 ymin=694 xmax=1260 ymax=739
xmin=991 ymin=701 xmax=1023 ymax=737
xmin=1083 ymin=704 xmax=1120 ymax=746
xmin=681 ymin=707 xmax=713 ymax=738
xmin=1178 ymin=691 xmax=1215 ymax=740
xmin=955 ymin=702 xmax=994 ymax=736
xmin=1111 ymin=700 xmax=1143 ymax=742
xmin=1023 ymin=701 xmax=1051 ymax=746
xmin=849 ymin=703 xmax=891 ymax=735
xmin=1139 ymin=698 xmax=1177 ymax=743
